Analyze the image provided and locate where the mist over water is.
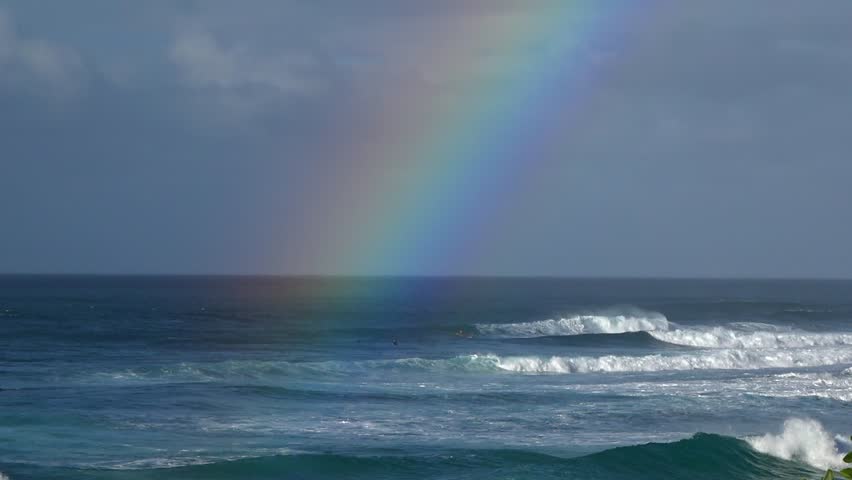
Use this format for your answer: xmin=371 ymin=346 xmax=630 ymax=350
xmin=1 ymin=277 xmax=851 ymax=479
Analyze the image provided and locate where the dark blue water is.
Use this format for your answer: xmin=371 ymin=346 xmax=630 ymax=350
xmin=2 ymin=276 xmax=851 ymax=479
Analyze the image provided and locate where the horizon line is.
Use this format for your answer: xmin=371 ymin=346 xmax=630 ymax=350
xmin=1 ymin=272 xmax=852 ymax=282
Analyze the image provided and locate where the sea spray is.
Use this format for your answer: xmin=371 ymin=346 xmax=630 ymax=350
xmin=746 ymin=418 xmax=844 ymax=470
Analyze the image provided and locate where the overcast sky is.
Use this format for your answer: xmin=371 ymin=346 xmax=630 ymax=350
xmin=1 ymin=1 xmax=851 ymax=277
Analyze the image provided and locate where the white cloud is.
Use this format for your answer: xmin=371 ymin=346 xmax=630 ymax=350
xmin=170 ymin=30 xmax=321 ymax=95
xmin=168 ymin=29 xmax=327 ymax=121
xmin=0 ymin=9 xmax=85 ymax=97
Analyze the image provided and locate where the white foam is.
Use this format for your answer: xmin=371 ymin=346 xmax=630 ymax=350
xmin=98 ymin=448 xmax=295 ymax=470
xmin=742 ymin=372 xmax=852 ymax=402
xmin=0 ymin=472 xmax=9 ymax=480
xmin=649 ymin=328 xmax=852 ymax=349
xmin=746 ymin=418 xmax=844 ymax=469
xmin=476 ymin=311 xmax=669 ymax=338
xmin=490 ymin=347 xmax=852 ymax=374
xmin=562 ymin=372 xmax=852 ymax=402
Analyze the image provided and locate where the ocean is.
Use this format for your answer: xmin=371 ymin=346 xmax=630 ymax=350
xmin=1 ymin=276 xmax=850 ymax=479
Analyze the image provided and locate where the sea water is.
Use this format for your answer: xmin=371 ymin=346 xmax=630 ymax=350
xmin=1 ymin=276 xmax=850 ymax=479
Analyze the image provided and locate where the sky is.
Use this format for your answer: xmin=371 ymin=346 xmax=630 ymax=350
xmin=1 ymin=0 xmax=851 ymax=278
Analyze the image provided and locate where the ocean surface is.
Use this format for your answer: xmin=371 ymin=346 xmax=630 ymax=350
xmin=1 ymin=276 xmax=851 ymax=479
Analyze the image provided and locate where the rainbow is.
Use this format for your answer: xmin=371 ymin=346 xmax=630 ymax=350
xmin=298 ymin=2 xmax=640 ymax=277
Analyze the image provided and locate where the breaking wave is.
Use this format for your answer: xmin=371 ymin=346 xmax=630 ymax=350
xmin=475 ymin=310 xmax=669 ymax=338
xmin=490 ymin=348 xmax=852 ymax=374
xmin=84 ymin=346 xmax=852 ymax=384
xmin=477 ymin=311 xmax=852 ymax=352
xmin=0 ymin=426 xmax=821 ymax=480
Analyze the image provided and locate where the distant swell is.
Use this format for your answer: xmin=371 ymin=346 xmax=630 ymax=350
xmin=475 ymin=311 xmax=669 ymax=338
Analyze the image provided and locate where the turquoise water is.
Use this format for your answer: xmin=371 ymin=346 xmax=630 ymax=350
xmin=1 ymin=276 xmax=851 ymax=479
